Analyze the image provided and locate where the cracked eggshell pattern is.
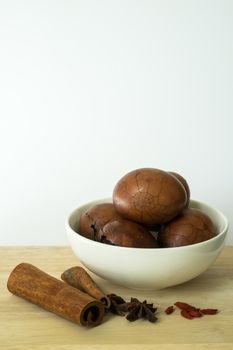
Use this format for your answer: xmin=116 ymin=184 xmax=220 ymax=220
xmin=112 ymin=168 xmax=187 ymax=226
xmin=97 ymin=218 xmax=159 ymax=248
xmin=158 ymin=208 xmax=215 ymax=247
xmin=79 ymin=203 xmax=121 ymax=240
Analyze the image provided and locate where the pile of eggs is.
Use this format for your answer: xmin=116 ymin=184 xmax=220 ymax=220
xmin=78 ymin=168 xmax=215 ymax=248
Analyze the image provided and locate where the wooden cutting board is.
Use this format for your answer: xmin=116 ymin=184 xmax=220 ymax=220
xmin=0 ymin=246 xmax=233 ymax=350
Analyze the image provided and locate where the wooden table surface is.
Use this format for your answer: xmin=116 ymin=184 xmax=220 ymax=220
xmin=0 ymin=246 xmax=233 ymax=350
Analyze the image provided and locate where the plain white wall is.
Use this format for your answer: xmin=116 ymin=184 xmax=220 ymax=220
xmin=0 ymin=0 xmax=232 ymax=245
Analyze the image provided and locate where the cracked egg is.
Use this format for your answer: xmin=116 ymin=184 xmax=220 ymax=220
xmin=158 ymin=208 xmax=216 ymax=247
xmin=113 ymin=168 xmax=187 ymax=226
xmin=79 ymin=203 xmax=121 ymax=240
xmin=96 ymin=218 xmax=159 ymax=248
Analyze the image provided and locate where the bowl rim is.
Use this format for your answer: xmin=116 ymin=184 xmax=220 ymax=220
xmin=66 ymin=198 xmax=229 ymax=251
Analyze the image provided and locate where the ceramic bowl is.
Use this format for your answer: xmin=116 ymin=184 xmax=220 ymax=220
xmin=66 ymin=198 xmax=228 ymax=290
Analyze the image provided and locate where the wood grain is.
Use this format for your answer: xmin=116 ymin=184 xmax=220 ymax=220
xmin=0 ymin=246 xmax=233 ymax=350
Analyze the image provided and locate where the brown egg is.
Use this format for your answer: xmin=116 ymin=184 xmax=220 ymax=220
xmin=79 ymin=203 xmax=121 ymax=240
xmin=169 ymin=171 xmax=190 ymax=207
xmin=158 ymin=208 xmax=215 ymax=247
xmin=97 ymin=218 xmax=159 ymax=248
xmin=113 ymin=168 xmax=187 ymax=226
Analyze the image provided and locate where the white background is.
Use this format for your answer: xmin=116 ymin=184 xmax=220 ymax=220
xmin=0 ymin=0 xmax=232 ymax=245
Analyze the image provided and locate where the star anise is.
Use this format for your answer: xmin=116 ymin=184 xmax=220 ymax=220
xmin=107 ymin=293 xmax=126 ymax=316
xmin=107 ymin=294 xmax=158 ymax=323
xmin=121 ymin=297 xmax=158 ymax=323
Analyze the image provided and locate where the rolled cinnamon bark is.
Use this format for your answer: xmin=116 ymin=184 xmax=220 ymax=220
xmin=7 ymin=263 xmax=105 ymax=327
xmin=61 ymin=266 xmax=110 ymax=308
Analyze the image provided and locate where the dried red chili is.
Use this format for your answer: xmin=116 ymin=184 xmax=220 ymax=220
xmin=174 ymin=301 xmax=196 ymax=311
xmin=200 ymin=309 xmax=218 ymax=315
xmin=165 ymin=305 xmax=174 ymax=315
xmin=180 ymin=309 xmax=193 ymax=319
xmin=189 ymin=309 xmax=202 ymax=318
xmin=165 ymin=301 xmax=219 ymax=320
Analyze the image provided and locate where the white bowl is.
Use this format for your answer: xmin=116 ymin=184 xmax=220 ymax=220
xmin=66 ymin=198 xmax=228 ymax=290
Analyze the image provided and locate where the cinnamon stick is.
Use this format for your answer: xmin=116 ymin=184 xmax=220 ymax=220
xmin=7 ymin=263 xmax=105 ymax=327
xmin=61 ymin=266 xmax=110 ymax=308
